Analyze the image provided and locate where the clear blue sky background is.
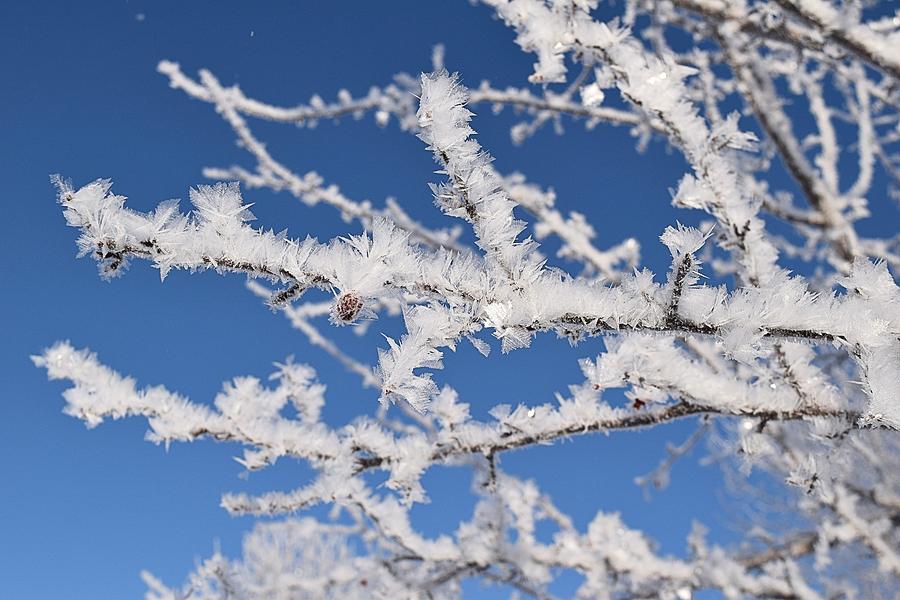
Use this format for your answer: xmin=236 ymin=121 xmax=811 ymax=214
xmin=4 ymin=1 xmax=875 ymax=598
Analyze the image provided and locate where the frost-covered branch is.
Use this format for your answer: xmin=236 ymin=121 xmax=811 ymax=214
xmin=485 ymin=0 xmax=781 ymax=287
xmin=39 ymin=2 xmax=900 ymax=597
xmin=158 ymin=59 xmax=649 ymax=132
xmin=158 ymin=62 xmax=464 ymax=253
xmin=158 ymin=61 xmax=643 ymax=279
xmin=719 ymin=29 xmax=862 ymax=268
xmin=771 ymin=0 xmax=900 ymax=78
xmin=52 ymin=174 xmax=900 ymax=423
xmin=416 ymin=71 xmax=539 ymax=280
xmin=36 ymin=341 xmax=896 ymax=597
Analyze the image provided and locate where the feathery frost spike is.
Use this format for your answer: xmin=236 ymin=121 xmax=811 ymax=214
xmin=417 ymin=71 xmax=538 ymax=281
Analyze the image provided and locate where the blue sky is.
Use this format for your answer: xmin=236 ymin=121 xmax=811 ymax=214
xmin=0 ymin=1 xmax=814 ymax=597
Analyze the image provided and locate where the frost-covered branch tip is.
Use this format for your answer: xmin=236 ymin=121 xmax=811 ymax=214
xmin=417 ymin=71 xmax=539 ymax=282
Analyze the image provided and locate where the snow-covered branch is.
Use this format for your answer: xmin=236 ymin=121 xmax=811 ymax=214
xmin=158 ymin=61 xmax=640 ymax=279
xmin=38 ymin=1 xmax=900 ymax=597
xmin=51 ymin=173 xmax=900 ymax=423
xmin=36 ymin=336 xmax=899 ymax=597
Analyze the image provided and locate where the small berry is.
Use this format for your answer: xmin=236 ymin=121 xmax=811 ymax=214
xmin=334 ymin=291 xmax=364 ymax=322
